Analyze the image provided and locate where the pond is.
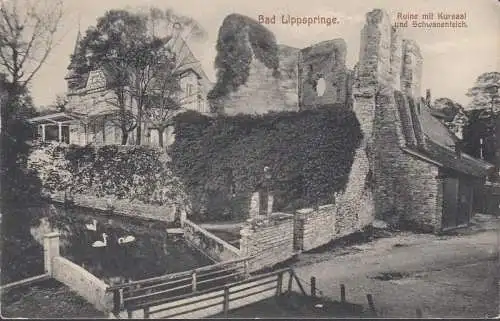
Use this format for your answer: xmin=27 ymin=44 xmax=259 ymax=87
xmin=30 ymin=203 xmax=213 ymax=285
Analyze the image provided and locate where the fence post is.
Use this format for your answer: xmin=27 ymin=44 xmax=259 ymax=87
xmin=367 ymin=294 xmax=376 ymax=316
xmin=287 ymin=270 xmax=293 ymax=294
xmin=310 ymin=277 xmax=316 ymax=297
xmin=112 ymin=289 xmax=124 ymax=314
xmin=340 ymin=284 xmax=346 ymax=303
xmin=191 ymin=270 xmax=197 ymax=292
xmin=143 ymin=306 xmax=150 ymax=319
xmin=223 ymin=286 xmax=230 ymax=316
xmin=43 ymin=232 xmax=61 ymax=276
xmin=276 ymin=272 xmax=283 ymax=296
xmin=416 ymin=308 xmax=423 ymax=318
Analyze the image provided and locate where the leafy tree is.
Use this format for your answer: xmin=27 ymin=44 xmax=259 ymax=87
xmin=0 ymin=0 xmax=63 ymax=283
xmin=72 ymin=7 xmax=206 ymax=145
xmin=54 ymin=93 xmax=68 ymax=112
xmin=462 ymin=72 xmax=500 ymax=180
xmin=465 ymin=72 xmax=500 ymax=112
xmin=431 ymin=97 xmax=467 ymax=138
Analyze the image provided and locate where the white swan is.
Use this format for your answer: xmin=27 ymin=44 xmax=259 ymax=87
xmin=118 ymin=235 xmax=136 ymax=244
xmin=85 ymin=219 xmax=97 ymax=231
xmin=92 ymin=233 xmax=108 ymax=247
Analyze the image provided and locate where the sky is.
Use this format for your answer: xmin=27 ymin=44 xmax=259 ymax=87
xmin=19 ymin=0 xmax=500 ymax=108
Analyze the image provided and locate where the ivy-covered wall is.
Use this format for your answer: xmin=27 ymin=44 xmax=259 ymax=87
xmin=171 ymin=106 xmax=363 ymax=221
xmin=208 ymin=13 xmax=280 ymax=104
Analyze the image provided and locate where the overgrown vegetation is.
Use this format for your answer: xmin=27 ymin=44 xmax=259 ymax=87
xmin=171 ymin=106 xmax=363 ymax=221
xmin=208 ymin=14 xmax=280 ymax=105
xmin=27 ymin=143 xmax=189 ymax=207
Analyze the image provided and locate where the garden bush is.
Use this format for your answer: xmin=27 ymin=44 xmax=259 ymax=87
xmin=27 ymin=143 xmax=189 ymax=208
xmin=171 ymin=106 xmax=363 ymax=221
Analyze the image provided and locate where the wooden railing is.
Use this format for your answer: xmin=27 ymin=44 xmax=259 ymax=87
xmin=0 ymin=273 xmax=51 ymax=292
xmin=108 ymin=256 xmax=252 ymax=314
xmin=119 ymin=267 xmax=306 ymax=319
xmin=182 ymin=219 xmax=241 ymax=262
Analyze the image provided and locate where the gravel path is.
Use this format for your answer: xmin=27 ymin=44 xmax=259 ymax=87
xmin=292 ymin=215 xmax=499 ymax=318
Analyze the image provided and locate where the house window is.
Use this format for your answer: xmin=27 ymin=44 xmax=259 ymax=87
xmin=197 ymin=94 xmax=204 ymax=113
xmin=186 ymin=84 xmax=193 ymax=98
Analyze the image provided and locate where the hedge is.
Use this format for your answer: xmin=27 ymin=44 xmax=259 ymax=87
xmin=27 ymin=143 xmax=188 ymax=207
xmin=171 ymin=106 xmax=363 ymax=220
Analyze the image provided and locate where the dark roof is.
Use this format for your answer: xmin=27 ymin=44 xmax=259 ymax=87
xmin=397 ymin=93 xmax=494 ymax=177
xmin=417 ymin=102 xmax=459 ymax=147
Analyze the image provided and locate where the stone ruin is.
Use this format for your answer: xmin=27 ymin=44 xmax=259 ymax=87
xmin=215 ymin=8 xmax=426 ymax=228
xmin=213 ymin=9 xmax=422 ymax=116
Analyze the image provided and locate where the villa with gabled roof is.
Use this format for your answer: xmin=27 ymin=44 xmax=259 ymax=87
xmin=29 ymin=30 xmax=214 ymax=146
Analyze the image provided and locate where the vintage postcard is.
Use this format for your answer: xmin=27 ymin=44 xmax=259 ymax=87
xmin=0 ymin=0 xmax=499 ymax=318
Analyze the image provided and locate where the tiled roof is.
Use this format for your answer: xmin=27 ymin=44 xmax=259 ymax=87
xmin=397 ymin=92 xmax=494 ymax=177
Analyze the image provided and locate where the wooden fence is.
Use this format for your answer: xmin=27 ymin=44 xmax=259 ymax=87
xmin=109 ymin=267 xmax=306 ymax=319
xmin=0 ymin=274 xmax=51 ymax=292
xmin=107 ymin=256 xmax=252 ymax=316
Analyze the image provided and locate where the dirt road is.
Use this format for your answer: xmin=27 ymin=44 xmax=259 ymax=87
xmin=292 ymin=216 xmax=499 ymax=318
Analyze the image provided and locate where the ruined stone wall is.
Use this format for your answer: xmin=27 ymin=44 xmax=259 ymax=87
xmin=401 ymin=39 xmax=423 ymax=98
xmin=221 ymin=55 xmax=298 ymax=116
xmin=372 ymin=90 xmax=406 ymax=221
xmin=336 ymin=9 xmax=398 ymax=230
xmin=239 ymin=213 xmax=295 ymax=272
xmin=278 ymin=45 xmax=300 ymax=109
xmin=397 ymin=155 xmax=442 ymax=232
xmin=295 ymin=204 xmax=335 ymax=252
xmin=215 ymin=18 xmax=352 ymax=115
xmin=350 ymin=8 xmax=442 ymax=230
xmin=298 ymin=39 xmax=349 ymax=109
xmin=390 ymin=28 xmax=403 ymax=90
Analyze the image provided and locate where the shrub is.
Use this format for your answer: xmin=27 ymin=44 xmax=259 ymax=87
xmin=27 ymin=142 xmax=73 ymax=193
xmin=28 ymin=143 xmax=189 ymax=208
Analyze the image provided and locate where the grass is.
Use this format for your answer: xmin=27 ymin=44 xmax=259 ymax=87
xmin=1 ymin=279 xmax=106 ymax=318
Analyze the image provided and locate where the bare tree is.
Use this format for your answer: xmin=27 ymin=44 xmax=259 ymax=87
xmin=0 ymin=0 xmax=63 ymax=88
xmin=0 ymin=0 xmax=63 ymax=129
xmin=143 ymin=54 xmax=200 ymax=147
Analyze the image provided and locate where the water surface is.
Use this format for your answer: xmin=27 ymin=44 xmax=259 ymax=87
xmin=30 ymin=203 xmax=213 ymax=284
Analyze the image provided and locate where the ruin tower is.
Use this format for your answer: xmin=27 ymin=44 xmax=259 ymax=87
xmin=334 ymin=9 xmax=396 ymax=233
xmin=345 ymin=8 xmax=427 ymax=224
xmin=401 ymin=39 xmax=423 ymax=98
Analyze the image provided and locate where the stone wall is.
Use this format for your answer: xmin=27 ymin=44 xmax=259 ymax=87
xmin=295 ymin=204 xmax=335 ymax=251
xmin=44 ymin=233 xmax=113 ymax=313
xmin=220 ymin=53 xmax=299 ymax=116
xmin=278 ymin=45 xmax=301 ymax=108
xmin=52 ymin=256 xmax=113 ymax=312
xmin=298 ymin=39 xmax=349 ymax=109
xmin=372 ymin=91 xmax=406 ymax=221
xmin=50 ymin=192 xmax=179 ymax=223
xmin=397 ymin=153 xmax=442 ymax=231
xmin=352 ymin=8 xmax=444 ymax=231
xmin=182 ymin=219 xmax=241 ymax=262
xmin=401 ymin=39 xmax=423 ymax=98
xmin=239 ymin=213 xmax=294 ymax=272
